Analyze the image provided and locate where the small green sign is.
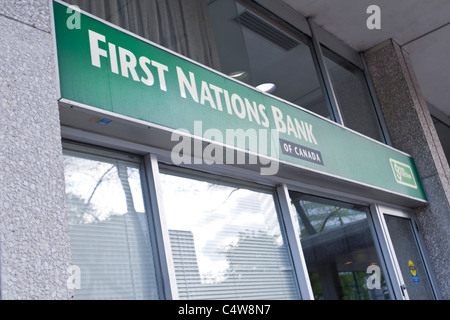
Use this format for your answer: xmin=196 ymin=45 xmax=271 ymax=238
xmin=390 ymin=159 xmax=418 ymax=189
xmin=52 ymin=1 xmax=427 ymax=202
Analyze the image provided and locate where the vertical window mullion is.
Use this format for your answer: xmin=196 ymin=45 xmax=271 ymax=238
xmin=370 ymin=205 xmax=408 ymax=300
xmin=143 ymin=154 xmax=180 ymax=300
xmin=308 ymin=18 xmax=344 ymax=125
xmin=366 ymin=205 xmax=400 ymax=299
xmin=276 ymin=184 xmax=314 ymax=300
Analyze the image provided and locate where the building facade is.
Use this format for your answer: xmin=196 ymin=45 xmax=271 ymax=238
xmin=0 ymin=0 xmax=449 ymax=300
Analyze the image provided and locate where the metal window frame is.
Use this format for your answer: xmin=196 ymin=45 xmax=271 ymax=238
xmin=61 ymin=140 xmax=168 ymax=299
xmin=284 ymin=183 xmax=402 ymax=301
xmin=307 ymin=19 xmax=344 ymax=125
xmin=276 ymin=184 xmax=314 ymax=300
xmin=154 ymin=162 xmax=310 ymax=300
xmin=60 ymin=128 xmax=438 ymax=300
xmin=369 ymin=204 xmax=409 ymax=300
xmin=253 ymin=0 xmax=392 ymax=145
xmin=143 ymin=154 xmax=180 ymax=300
xmin=372 ymin=205 xmax=443 ymax=300
xmin=310 ymin=23 xmax=391 ymax=144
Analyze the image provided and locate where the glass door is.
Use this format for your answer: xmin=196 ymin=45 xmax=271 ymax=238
xmin=289 ymin=192 xmax=391 ymax=300
xmin=377 ymin=206 xmax=437 ymax=300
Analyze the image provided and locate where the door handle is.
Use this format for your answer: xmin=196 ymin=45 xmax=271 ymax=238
xmin=400 ymin=284 xmax=407 ymax=298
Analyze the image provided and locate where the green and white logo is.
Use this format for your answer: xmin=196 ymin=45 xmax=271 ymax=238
xmin=390 ymin=159 xmax=418 ymax=189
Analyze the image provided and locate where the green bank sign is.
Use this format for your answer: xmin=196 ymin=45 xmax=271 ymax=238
xmin=52 ymin=1 xmax=426 ymax=202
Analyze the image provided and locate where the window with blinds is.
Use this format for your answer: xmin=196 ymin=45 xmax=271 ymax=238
xmin=159 ymin=169 xmax=300 ymax=300
xmin=63 ymin=146 xmax=160 ymax=300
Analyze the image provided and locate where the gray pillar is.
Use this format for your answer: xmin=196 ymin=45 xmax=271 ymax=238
xmin=364 ymin=39 xmax=450 ymax=299
xmin=0 ymin=2 xmax=72 ymax=299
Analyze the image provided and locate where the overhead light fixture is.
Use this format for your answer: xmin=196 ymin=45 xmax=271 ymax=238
xmin=256 ymin=83 xmax=276 ymax=94
xmin=229 ymin=70 xmax=248 ymax=80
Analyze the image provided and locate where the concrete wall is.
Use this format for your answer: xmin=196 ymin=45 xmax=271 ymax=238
xmin=0 ymin=0 xmax=72 ymax=299
xmin=365 ymin=39 xmax=450 ymax=299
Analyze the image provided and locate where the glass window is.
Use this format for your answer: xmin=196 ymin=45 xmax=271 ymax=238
xmin=63 ymin=146 xmax=160 ymax=300
xmin=159 ymin=168 xmax=300 ymax=299
xmin=206 ymin=0 xmax=331 ymax=119
xmin=68 ymin=0 xmax=387 ymax=142
xmin=67 ymin=0 xmax=220 ymax=68
xmin=289 ymin=192 xmax=391 ymax=300
xmin=384 ymin=215 xmax=435 ymax=299
xmin=321 ymin=46 xmax=385 ymax=142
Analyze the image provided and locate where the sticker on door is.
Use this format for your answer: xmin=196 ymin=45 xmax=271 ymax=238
xmin=409 ymin=260 xmax=420 ymax=283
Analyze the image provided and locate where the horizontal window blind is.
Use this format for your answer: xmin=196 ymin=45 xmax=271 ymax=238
xmin=63 ymin=148 xmax=159 ymax=300
xmin=159 ymin=171 xmax=299 ymax=300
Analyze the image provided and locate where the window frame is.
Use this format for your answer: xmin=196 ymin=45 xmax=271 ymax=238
xmin=246 ymin=0 xmax=392 ymax=144
xmin=154 ymin=163 xmax=308 ymax=300
xmin=61 ymin=127 xmax=435 ymax=300
xmin=62 ymin=140 xmax=166 ymax=299
xmin=372 ymin=205 xmax=442 ymax=300
xmin=285 ymin=186 xmax=398 ymax=300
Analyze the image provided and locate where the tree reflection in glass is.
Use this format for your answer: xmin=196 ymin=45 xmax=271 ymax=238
xmin=63 ymin=149 xmax=159 ymax=300
xmin=289 ymin=191 xmax=391 ymax=300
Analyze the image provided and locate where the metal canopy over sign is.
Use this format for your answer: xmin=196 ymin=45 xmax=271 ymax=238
xmin=52 ymin=1 xmax=427 ymax=202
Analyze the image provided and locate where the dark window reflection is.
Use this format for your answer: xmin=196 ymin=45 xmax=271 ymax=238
xmin=207 ymin=0 xmax=331 ymax=118
xmin=289 ymin=191 xmax=391 ymax=300
xmin=322 ymin=46 xmax=385 ymax=142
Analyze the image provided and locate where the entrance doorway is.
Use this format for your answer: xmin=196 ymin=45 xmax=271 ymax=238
xmin=377 ymin=206 xmax=438 ymax=299
xmin=289 ymin=192 xmax=391 ymax=300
